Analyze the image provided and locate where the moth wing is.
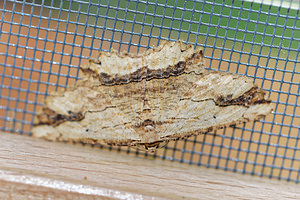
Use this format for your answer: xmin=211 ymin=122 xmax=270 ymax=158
xmin=154 ymin=72 xmax=273 ymax=140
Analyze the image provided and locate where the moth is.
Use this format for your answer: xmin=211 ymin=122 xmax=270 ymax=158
xmin=32 ymin=41 xmax=273 ymax=151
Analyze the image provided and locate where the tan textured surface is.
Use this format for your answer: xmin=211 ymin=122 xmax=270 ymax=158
xmin=0 ymin=132 xmax=299 ymax=200
xmin=32 ymin=41 xmax=273 ymax=151
xmin=81 ymin=40 xmax=205 ymax=85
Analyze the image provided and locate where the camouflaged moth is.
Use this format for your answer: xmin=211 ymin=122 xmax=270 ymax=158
xmin=32 ymin=41 xmax=273 ymax=151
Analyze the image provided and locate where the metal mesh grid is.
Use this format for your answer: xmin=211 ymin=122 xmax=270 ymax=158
xmin=0 ymin=0 xmax=299 ymax=182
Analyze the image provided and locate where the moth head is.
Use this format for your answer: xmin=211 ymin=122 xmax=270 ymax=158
xmin=133 ymin=140 xmax=169 ymax=152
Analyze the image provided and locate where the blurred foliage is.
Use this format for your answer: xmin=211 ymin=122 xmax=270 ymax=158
xmin=26 ymin=0 xmax=299 ymax=58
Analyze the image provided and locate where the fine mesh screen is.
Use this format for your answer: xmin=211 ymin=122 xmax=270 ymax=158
xmin=0 ymin=0 xmax=299 ymax=183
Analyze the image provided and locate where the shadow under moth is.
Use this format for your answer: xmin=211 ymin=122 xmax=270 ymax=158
xmin=32 ymin=41 xmax=273 ymax=151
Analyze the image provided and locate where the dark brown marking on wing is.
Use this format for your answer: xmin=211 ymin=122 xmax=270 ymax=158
xmin=80 ymin=50 xmax=202 ymax=86
xmin=216 ymin=86 xmax=271 ymax=106
xmin=34 ymin=108 xmax=84 ymax=127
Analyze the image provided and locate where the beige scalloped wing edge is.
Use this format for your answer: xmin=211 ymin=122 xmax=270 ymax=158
xmin=79 ymin=40 xmax=205 ymax=85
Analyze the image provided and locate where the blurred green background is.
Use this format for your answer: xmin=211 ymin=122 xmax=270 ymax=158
xmin=31 ymin=0 xmax=299 ymax=62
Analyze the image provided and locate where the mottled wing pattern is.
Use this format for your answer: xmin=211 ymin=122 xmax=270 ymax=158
xmin=32 ymin=41 xmax=273 ymax=151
